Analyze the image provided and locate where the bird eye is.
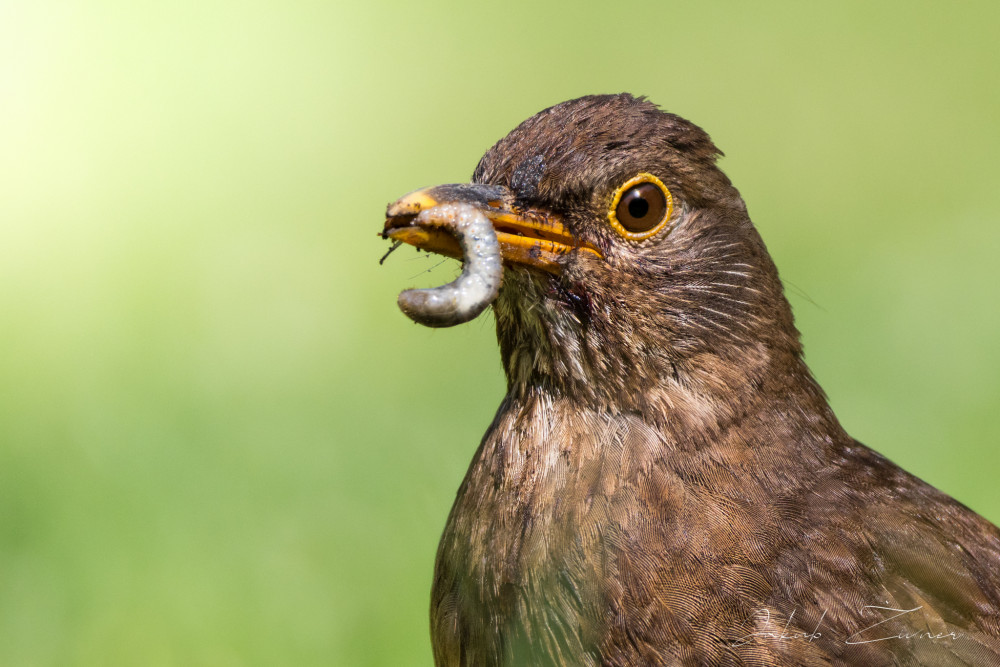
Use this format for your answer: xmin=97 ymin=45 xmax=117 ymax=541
xmin=608 ymin=173 xmax=673 ymax=240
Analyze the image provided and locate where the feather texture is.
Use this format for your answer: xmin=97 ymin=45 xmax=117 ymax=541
xmin=418 ymin=94 xmax=1000 ymax=666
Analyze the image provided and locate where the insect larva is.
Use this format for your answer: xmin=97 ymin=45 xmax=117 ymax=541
xmin=397 ymin=203 xmax=502 ymax=328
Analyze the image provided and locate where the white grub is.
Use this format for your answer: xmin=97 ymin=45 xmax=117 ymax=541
xmin=398 ymin=203 xmax=502 ymax=328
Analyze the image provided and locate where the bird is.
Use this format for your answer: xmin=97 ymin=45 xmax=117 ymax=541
xmin=382 ymin=94 xmax=1000 ymax=666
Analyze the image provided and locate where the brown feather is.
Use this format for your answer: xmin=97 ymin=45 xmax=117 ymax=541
xmin=423 ymin=94 xmax=1000 ymax=666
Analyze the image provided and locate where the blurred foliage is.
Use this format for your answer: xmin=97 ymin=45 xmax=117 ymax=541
xmin=1 ymin=0 xmax=998 ymax=664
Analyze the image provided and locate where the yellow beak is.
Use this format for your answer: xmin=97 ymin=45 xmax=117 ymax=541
xmin=382 ymin=183 xmax=601 ymax=274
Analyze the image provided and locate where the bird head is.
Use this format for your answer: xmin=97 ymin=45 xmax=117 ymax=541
xmin=385 ymin=94 xmax=804 ymax=420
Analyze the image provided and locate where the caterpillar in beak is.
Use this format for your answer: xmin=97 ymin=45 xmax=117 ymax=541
xmin=395 ymin=203 xmax=502 ymax=328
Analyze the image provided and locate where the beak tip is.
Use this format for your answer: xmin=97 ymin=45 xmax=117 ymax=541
xmin=386 ymin=189 xmax=439 ymax=219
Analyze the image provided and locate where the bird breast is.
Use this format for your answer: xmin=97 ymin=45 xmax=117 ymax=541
xmin=430 ymin=390 xmax=680 ymax=666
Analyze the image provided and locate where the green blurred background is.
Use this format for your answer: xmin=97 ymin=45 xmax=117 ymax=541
xmin=1 ymin=1 xmax=998 ymax=664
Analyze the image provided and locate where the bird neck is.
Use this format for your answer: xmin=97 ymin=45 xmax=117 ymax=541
xmin=495 ymin=299 xmax=844 ymax=454
xmin=490 ymin=344 xmax=848 ymax=491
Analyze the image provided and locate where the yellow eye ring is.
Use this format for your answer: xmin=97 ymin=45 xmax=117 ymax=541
xmin=608 ymin=173 xmax=674 ymax=241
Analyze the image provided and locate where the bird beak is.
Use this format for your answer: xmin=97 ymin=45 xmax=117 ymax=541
xmin=382 ymin=183 xmax=601 ymax=274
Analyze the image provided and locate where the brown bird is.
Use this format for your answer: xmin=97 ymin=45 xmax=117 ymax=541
xmin=382 ymin=94 xmax=1000 ymax=666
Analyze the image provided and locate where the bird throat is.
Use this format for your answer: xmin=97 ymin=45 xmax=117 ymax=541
xmin=491 ymin=265 xmax=813 ymax=429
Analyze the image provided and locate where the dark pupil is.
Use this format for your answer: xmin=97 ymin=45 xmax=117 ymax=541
xmin=627 ymin=197 xmax=649 ymax=219
xmin=616 ymin=182 xmax=667 ymax=233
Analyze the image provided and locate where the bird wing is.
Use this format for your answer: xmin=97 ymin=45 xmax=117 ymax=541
xmin=595 ymin=420 xmax=1000 ymax=665
xmin=849 ymin=441 xmax=1000 ymax=665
